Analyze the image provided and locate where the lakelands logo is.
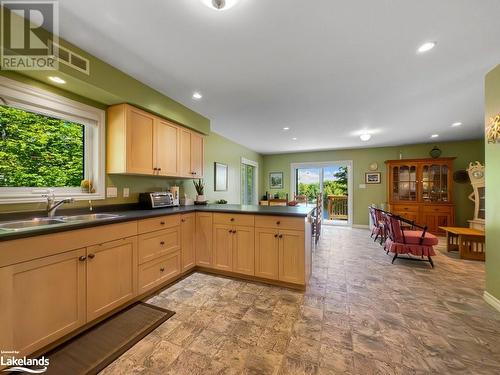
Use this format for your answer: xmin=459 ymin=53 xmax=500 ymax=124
xmin=1 ymin=351 xmax=49 ymax=373
xmin=0 ymin=0 xmax=59 ymax=70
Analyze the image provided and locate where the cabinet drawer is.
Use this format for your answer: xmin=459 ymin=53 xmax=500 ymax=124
xmin=213 ymin=213 xmax=254 ymax=226
xmin=138 ymin=251 xmax=180 ymax=294
xmin=423 ymin=205 xmax=453 ymax=214
xmin=137 ymin=215 xmax=180 ymax=234
xmin=255 ymin=215 xmax=304 ymax=231
xmin=391 ymin=204 xmax=418 ymax=213
xmin=138 ymin=227 xmax=180 ymax=264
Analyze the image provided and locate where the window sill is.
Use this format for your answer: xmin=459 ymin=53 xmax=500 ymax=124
xmin=0 ymin=193 xmax=105 ymax=204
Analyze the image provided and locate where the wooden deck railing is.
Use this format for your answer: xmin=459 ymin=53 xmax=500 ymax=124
xmin=327 ymin=195 xmax=348 ymax=220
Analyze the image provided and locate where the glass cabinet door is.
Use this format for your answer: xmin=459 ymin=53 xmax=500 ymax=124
xmin=421 ymin=164 xmax=449 ymax=202
xmin=392 ymin=165 xmax=418 ymax=201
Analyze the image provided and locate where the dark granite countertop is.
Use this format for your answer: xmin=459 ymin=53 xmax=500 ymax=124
xmin=0 ymin=204 xmax=315 ymax=242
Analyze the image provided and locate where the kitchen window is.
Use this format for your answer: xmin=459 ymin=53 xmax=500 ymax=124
xmin=0 ymin=76 xmax=105 ymax=203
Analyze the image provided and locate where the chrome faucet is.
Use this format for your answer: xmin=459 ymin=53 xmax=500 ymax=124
xmin=42 ymin=190 xmax=75 ymax=217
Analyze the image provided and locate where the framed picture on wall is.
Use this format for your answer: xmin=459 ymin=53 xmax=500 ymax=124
xmin=269 ymin=172 xmax=283 ymax=189
xmin=365 ymin=172 xmax=381 ymax=184
xmin=214 ymin=162 xmax=228 ymax=191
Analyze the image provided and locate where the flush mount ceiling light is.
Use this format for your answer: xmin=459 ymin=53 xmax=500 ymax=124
xmin=451 ymin=122 xmax=462 ymax=127
xmin=192 ymin=92 xmax=203 ymax=100
xmin=417 ymin=41 xmax=437 ymax=53
xmin=431 ymin=134 xmax=439 ymax=138
xmin=292 ymin=137 xmax=297 ymax=141
xmin=283 ymin=127 xmax=290 ymax=131
xmin=201 ymin=0 xmax=240 ymax=11
xmin=48 ymin=76 xmax=66 ymax=84
xmin=360 ymin=134 xmax=371 ymax=142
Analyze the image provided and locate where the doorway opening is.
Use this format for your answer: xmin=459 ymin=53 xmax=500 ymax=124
xmin=291 ymin=161 xmax=353 ymax=226
xmin=241 ymin=158 xmax=258 ymax=205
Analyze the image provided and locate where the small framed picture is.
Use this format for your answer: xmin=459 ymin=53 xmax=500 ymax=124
xmin=365 ymin=172 xmax=381 ymax=184
xmin=269 ymin=172 xmax=283 ymax=189
xmin=214 ymin=162 xmax=228 ymax=191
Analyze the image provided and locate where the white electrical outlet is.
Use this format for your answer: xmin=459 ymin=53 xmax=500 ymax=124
xmin=106 ymin=187 xmax=118 ymax=198
xmin=123 ymin=187 xmax=130 ymax=198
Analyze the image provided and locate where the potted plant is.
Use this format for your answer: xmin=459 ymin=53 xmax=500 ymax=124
xmin=193 ymin=179 xmax=205 ymax=202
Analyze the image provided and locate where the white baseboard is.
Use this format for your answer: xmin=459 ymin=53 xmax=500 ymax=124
xmin=353 ymin=224 xmax=370 ymax=229
xmin=484 ymin=291 xmax=500 ymax=312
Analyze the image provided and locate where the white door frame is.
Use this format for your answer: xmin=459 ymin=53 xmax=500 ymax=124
xmin=290 ymin=160 xmax=353 ymax=226
xmin=241 ymin=157 xmax=259 ymax=205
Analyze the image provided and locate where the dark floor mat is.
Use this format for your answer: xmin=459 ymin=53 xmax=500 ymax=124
xmin=38 ymin=302 xmax=174 ymax=375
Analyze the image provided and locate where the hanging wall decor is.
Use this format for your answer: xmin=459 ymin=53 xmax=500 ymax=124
xmin=486 ymin=114 xmax=500 ymax=143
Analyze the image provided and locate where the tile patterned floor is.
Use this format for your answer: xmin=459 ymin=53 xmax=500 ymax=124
xmin=100 ymin=226 xmax=500 ymax=374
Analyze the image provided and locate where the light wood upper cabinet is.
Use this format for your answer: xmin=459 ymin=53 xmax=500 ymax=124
xmin=213 ymin=223 xmax=233 ymax=271
xmin=107 ymin=103 xmax=204 ymax=178
xmin=190 ymin=131 xmax=204 ymax=178
xmin=196 ymin=212 xmax=213 ymax=267
xmin=0 ymin=249 xmax=86 ymax=357
xmin=232 ymin=226 xmax=255 ymax=276
xmin=86 ymin=237 xmax=137 ymax=321
xmin=181 ymin=213 xmax=196 ymax=272
xmin=156 ymin=119 xmax=180 ymax=176
xmin=278 ymin=230 xmax=305 ymax=284
xmin=254 ymin=227 xmax=279 ymax=280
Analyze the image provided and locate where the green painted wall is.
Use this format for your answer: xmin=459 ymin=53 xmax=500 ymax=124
xmin=263 ymin=140 xmax=484 ymax=226
xmin=485 ymin=64 xmax=500 ymax=301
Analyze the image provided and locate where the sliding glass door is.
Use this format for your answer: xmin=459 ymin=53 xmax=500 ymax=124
xmin=292 ymin=162 xmax=352 ymax=225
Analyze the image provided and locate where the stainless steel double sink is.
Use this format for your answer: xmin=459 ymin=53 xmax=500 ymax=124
xmin=0 ymin=213 xmax=122 ymax=232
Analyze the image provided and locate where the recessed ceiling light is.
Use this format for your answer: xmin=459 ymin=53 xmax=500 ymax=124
xmin=292 ymin=137 xmax=297 ymax=141
xmin=200 ymin=0 xmax=240 ymax=11
xmin=360 ymin=134 xmax=371 ymax=142
xmin=417 ymin=41 xmax=437 ymax=53
xmin=48 ymin=76 xmax=66 ymax=84
xmin=192 ymin=92 xmax=203 ymax=100
xmin=431 ymin=134 xmax=439 ymax=138
xmin=451 ymin=122 xmax=462 ymax=127
xmin=283 ymin=127 xmax=290 ymax=131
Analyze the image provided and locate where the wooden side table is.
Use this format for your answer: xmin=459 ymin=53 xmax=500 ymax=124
xmin=439 ymin=226 xmax=485 ymax=261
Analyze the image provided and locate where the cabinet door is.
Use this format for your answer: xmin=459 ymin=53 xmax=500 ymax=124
xmin=86 ymin=237 xmax=137 ymax=321
xmin=191 ymin=132 xmax=204 ymax=178
xmin=254 ymin=228 xmax=279 ymax=280
xmin=279 ymin=230 xmax=305 ymax=284
xmin=196 ymin=212 xmax=213 ymax=267
xmin=420 ymin=163 xmax=451 ymax=203
xmin=390 ymin=164 xmax=418 ymax=202
xmin=179 ymin=129 xmax=192 ymax=177
xmin=156 ymin=119 xmax=179 ymax=176
xmin=422 ymin=210 xmax=452 ymax=234
xmin=126 ymin=107 xmax=155 ymax=174
xmin=181 ymin=213 xmax=196 ymax=271
xmin=213 ymin=224 xmax=233 ymax=271
xmin=232 ymin=225 xmax=255 ymax=276
xmin=0 ymin=249 xmax=86 ymax=356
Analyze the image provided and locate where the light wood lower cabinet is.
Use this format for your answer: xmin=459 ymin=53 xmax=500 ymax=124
xmin=181 ymin=213 xmax=196 ymax=271
xmin=279 ymin=229 xmax=305 ymax=284
xmin=196 ymin=212 xmax=213 ymax=267
xmin=86 ymin=237 xmax=138 ymax=321
xmin=138 ymin=251 xmax=181 ymax=294
xmin=213 ymin=224 xmax=233 ymax=271
xmin=0 ymin=248 xmax=86 ymax=356
xmin=255 ymin=227 xmax=304 ymax=284
xmin=232 ymin=226 xmax=255 ymax=276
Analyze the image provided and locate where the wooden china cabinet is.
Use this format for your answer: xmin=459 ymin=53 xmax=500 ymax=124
xmin=385 ymin=158 xmax=455 ymax=235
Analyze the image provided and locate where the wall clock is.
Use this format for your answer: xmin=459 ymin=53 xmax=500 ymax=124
xmin=368 ymin=162 xmax=378 ymax=171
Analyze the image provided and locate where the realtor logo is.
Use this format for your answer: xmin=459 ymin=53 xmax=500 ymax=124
xmin=0 ymin=0 xmax=59 ymax=70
